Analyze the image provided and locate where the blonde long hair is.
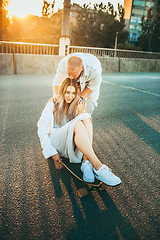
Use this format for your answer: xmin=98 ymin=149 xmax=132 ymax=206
xmin=53 ymin=78 xmax=79 ymax=126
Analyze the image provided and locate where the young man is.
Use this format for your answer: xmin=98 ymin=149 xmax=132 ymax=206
xmin=52 ymin=52 xmax=102 ymax=115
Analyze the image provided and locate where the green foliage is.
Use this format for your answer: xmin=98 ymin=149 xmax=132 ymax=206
xmin=7 ymin=11 xmax=62 ymax=44
xmin=1 ymin=1 xmax=129 ymax=48
xmin=117 ymin=43 xmax=142 ymax=51
xmin=0 ymin=0 xmax=11 ymax=40
xmin=138 ymin=6 xmax=160 ymax=52
xmin=117 ymin=3 xmax=124 ymax=22
xmin=71 ymin=2 xmax=129 ymax=48
xmin=42 ymin=0 xmax=55 ymax=18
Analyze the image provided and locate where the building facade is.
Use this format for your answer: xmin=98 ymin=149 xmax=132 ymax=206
xmin=123 ymin=0 xmax=159 ymax=45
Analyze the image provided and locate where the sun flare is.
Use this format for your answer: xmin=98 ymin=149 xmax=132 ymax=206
xmin=9 ymin=0 xmax=43 ymax=18
xmin=8 ymin=0 xmax=122 ymax=19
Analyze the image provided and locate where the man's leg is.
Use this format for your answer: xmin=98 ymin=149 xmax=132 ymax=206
xmin=84 ymin=97 xmax=95 ymax=115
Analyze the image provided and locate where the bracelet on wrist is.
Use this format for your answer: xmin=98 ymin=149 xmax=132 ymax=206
xmin=80 ymin=96 xmax=84 ymax=101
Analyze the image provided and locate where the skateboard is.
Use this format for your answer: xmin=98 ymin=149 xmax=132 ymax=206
xmin=61 ymin=158 xmax=108 ymax=197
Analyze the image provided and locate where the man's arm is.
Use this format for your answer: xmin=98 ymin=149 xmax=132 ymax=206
xmin=87 ymin=70 xmax=102 ymax=92
xmin=80 ymin=87 xmax=92 ymax=99
xmin=53 ymin=86 xmax=60 ymax=96
xmin=76 ymin=87 xmax=92 ymax=104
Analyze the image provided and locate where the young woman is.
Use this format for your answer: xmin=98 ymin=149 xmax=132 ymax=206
xmin=38 ymin=78 xmax=121 ymax=186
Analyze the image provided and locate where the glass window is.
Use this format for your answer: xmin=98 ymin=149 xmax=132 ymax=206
xmin=130 ymin=25 xmax=134 ymax=30
xmin=130 ymin=24 xmax=142 ymax=32
xmin=146 ymin=2 xmax=154 ymax=7
xmin=129 ymin=33 xmax=133 ymax=38
xmin=133 ymin=0 xmax=145 ymax=7
xmin=130 ymin=33 xmax=139 ymax=40
xmin=131 ymin=16 xmax=141 ymax=23
xmin=130 ymin=25 xmax=136 ymax=30
xmin=137 ymin=25 xmax=142 ymax=31
xmin=132 ymin=8 xmax=146 ymax=15
xmin=131 ymin=17 xmax=136 ymax=22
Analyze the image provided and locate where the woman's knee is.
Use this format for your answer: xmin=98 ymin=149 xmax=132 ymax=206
xmin=74 ymin=120 xmax=85 ymax=133
xmin=82 ymin=118 xmax=92 ymax=125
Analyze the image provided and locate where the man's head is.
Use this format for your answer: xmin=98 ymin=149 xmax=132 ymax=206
xmin=66 ymin=56 xmax=84 ymax=80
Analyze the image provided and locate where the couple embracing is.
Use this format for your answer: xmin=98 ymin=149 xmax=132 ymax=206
xmin=37 ymin=53 xmax=121 ymax=186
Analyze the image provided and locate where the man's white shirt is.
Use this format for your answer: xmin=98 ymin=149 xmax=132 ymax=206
xmin=52 ymin=53 xmax=102 ymax=106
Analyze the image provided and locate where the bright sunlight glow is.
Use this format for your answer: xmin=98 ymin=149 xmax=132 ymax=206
xmin=8 ymin=0 xmax=123 ymax=19
xmin=8 ymin=0 xmax=64 ymax=18
xmin=9 ymin=0 xmax=43 ymax=18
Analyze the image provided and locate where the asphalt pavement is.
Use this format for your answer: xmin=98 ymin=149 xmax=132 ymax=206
xmin=0 ymin=72 xmax=160 ymax=240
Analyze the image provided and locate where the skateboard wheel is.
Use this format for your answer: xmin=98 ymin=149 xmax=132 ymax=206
xmin=99 ymin=183 xmax=107 ymax=191
xmin=78 ymin=188 xmax=88 ymax=197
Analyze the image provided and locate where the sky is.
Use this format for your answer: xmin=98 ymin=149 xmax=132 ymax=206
xmin=9 ymin=0 xmax=124 ymax=18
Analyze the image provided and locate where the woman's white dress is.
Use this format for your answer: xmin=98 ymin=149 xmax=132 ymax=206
xmin=37 ymin=101 xmax=91 ymax=163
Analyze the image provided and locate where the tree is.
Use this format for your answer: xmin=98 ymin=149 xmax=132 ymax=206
xmin=107 ymin=2 xmax=114 ymax=15
xmin=42 ymin=0 xmax=55 ymax=18
xmin=139 ymin=6 xmax=160 ymax=52
xmin=150 ymin=6 xmax=160 ymax=52
xmin=0 ymin=0 xmax=10 ymax=40
xmin=117 ymin=3 xmax=124 ymax=22
xmin=71 ymin=2 xmax=129 ymax=48
xmin=7 ymin=11 xmax=62 ymax=44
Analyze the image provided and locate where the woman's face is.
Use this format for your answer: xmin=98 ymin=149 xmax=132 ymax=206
xmin=64 ymin=86 xmax=76 ymax=103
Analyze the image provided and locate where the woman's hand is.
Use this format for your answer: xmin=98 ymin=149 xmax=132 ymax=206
xmin=52 ymin=153 xmax=62 ymax=163
xmin=76 ymin=96 xmax=84 ymax=104
xmin=48 ymin=96 xmax=58 ymax=103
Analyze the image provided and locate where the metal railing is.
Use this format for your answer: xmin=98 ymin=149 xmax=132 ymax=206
xmin=69 ymin=46 xmax=160 ymax=59
xmin=0 ymin=41 xmax=160 ymax=59
xmin=0 ymin=41 xmax=59 ymax=55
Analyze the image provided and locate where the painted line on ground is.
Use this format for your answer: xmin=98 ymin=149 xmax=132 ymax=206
xmin=102 ymin=80 xmax=160 ymax=98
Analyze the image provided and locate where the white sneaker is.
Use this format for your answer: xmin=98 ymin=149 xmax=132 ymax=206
xmin=94 ymin=165 xmax=121 ymax=186
xmin=81 ymin=160 xmax=95 ymax=183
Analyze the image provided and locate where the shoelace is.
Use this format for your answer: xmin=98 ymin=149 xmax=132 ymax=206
xmin=93 ymin=165 xmax=112 ymax=176
xmin=103 ymin=165 xmax=112 ymax=172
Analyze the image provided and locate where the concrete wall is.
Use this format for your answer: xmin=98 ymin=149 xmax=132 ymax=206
xmin=0 ymin=54 xmax=14 ymax=74
xmin=0 ymin=54 xmax=64 ymax=75
xmin=0 ymin=53 xmax=160 ymax=75
xmin=119 ymin=58 xmax=159 ymax=72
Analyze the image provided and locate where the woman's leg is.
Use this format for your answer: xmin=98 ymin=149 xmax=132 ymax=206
xmin=74 ymin=120 xmax=102 ymax=170
xmin=81 ymin=118 xmax=93 ymax=144
xmin=81 ymin=118 xmax=93 ymax=161
xmin=74 ymin=119 xmax=121 ymax=186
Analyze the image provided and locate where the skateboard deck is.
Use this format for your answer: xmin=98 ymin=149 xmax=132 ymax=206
xmin=61 ymin=157 xmax=107 ymax=197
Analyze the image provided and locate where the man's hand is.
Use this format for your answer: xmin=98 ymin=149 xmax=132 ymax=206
xmin=52 ymin=153 xmax=62 ymax=163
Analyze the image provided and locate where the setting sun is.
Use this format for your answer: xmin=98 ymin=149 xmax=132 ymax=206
xmin=9 ymin=0 xmax=43 ymax=18
xmin=8 ymin=0 xmax=64 ymax=18
xmin=8 ymin=0 xmax=123 ymax=19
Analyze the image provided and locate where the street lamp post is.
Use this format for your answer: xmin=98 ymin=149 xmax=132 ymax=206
xmin=114 ymin=32 xmax=118 ymax=58
xmin=59 ymin=0 xmax=71 ymax=56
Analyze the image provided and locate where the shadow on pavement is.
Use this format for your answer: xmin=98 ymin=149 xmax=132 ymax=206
xmin=122 ymin=105 xmax=160 ymax=155
xmin=48 ymin=158 xmax=141 ymax=240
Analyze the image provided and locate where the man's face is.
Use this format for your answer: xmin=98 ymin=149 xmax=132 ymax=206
xmin=67 ymin=66 xmax=84 ymax=80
